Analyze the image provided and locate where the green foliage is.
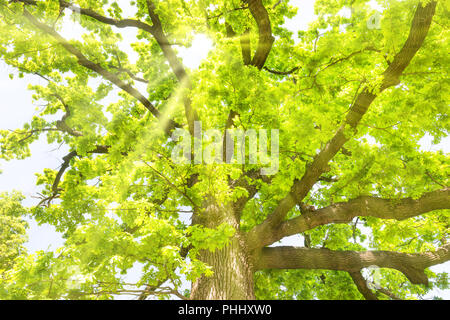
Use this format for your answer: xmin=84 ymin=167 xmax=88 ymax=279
xmin=0 ymin=192 xmax=28 ymax=270
xmin=0 ymin=0 xmax=448 ymax=299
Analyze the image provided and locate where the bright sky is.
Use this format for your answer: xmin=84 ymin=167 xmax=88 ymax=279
xmin=0 ymin=0 xmax=448 ymax=299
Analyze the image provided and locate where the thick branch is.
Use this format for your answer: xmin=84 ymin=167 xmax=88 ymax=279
xmin=255 ymin=243 xmax=450 ymax=286
xmin=56 ymin=0 xmax=190 ymax=83
xmin=21 ymin=8 xmax=178 ymax=135
xmin=146 ymin=0 xmax=198 ymax=135
xmin=58 ymin=0 xmax=155 ymax=33
xmin=248 ymin=1 xmax=437 ymax=246
xmin=245 ymin=0 xmax=274 ymax=69
xmin=52 ymin=150 xmax=77 ymax=193
xmin=43 ymin=0 xmax=197 ymax=135
xmin=240 ymin=29 xmax=251 ymax=65
xmin=15 ymin=1 xmax=155 ymax=33
xmin=258 ymin=188 xmax=450 ymax=247
xmin=349 ymin=271 xmax=378 ymax=300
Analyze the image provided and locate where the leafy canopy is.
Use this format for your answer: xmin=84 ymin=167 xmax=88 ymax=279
xmin=0 ymin=0 xmax=448 ymax=300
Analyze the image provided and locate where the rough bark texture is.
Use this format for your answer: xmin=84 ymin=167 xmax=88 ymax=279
xmin=22 ymin=8 xmax=178 ymax=135
xmin=258 ymin=188 xmax=450 ymax=248
xmin=248 ymin=1 xmax=438 ymax=248
xmin=14 ymin=0 xmax=449 ymax=300
xmin=255 ymin=244 xmax=450 ymax=286
xmin=190 ymin=233 xmax=256 ymax=300
xmin=190 ymin=201 xmax=255 ymax=300
xmin=245 ymin=0 xmax=275 ymax=69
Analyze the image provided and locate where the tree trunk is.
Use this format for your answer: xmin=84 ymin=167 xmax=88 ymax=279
xmin=190 ymin=199 xmax=255 ymax=300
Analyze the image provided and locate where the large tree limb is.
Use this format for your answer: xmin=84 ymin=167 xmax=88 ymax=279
xmin=255 ymin=243 xmax=450 ymax=286
xmin=245 ymin=0 xmax=274 ymax=69
xmin=58 ymin=0 xmax=194 ymax=104
xmin=240 ymin=28 xmax=252 ymax=66
xmin=145 ymin=0 xmax=188 ymax=80
xmin=145 ymin=0 xmax=198 ymax=135
xmin=350 ymin=272 xmax=401 ymax=300
xmin=14 ymin=0 xmax=156 ymax=33
xmin=221 ymin=2 xmax=271 ymax=169
xmin=256 ymin=188 xmax=450 ymax=248
xmin=28 ymin=0 xmax=197 ymax=161
xmin=247 ymin=1 xmax=437 ymax=247
xmin=59 ymin=0 xmax=155 ymax=33
xmin=48 ymin=0 xmax=198 ymax=189
xmin=52 ymin=0 xmax=200 ymax=91
xmin=21 ymin=8 xmax=178 ymax=135
xmin=349 ymin=271 xmax=379 ymax=300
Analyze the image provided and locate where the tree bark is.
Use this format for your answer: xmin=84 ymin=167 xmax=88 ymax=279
xmin=248 ymin=1 xmax=438 ymax=241
xmin=257 ymin=188 xmax=450 ymax=248
xmin=255 ymin=244 xmax=450 ymax=286
xmin=190 ymin=200 xmax=255 ymax=300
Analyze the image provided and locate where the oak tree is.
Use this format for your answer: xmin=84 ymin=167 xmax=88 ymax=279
xmin=0 ymin=0 xmax=449 ymax=300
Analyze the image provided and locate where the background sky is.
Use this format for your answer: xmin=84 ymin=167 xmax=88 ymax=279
xmin=0 ymin=0 xmax=448 ymax=299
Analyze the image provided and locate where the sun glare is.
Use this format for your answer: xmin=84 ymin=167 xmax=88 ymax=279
xmin=177 ymin=34 xmax=214 ymax=70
